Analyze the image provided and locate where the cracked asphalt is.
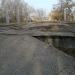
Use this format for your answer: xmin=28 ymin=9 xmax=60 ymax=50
xmin=0 ymin=34 xmax=75 ymax=75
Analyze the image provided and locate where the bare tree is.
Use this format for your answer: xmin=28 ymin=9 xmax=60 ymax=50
xmin=22 ymin=2 xmax=34 ymax=22
xmin=11 ymin=0 xmax=34 ymax=23
xmin=1 ymin=0 xmax=12 ymax=24
xmin=0 ymin=0 xmax=35 ymax=23
xmin=59 ymin=0 xmax=73 ymax=21
xmin=36 ymin=9 xmax=46 ymax=21
xmin=0 ymin=0 xmax=30 ymax=23
xmin=50 ymin=0 xmax=74 ymax=21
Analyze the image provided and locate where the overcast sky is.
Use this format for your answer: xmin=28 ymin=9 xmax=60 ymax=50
xmin=25 ymin=0 xmax=58 ymax=13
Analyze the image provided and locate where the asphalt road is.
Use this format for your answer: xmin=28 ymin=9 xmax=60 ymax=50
xmin=0 ymin=35 xmax=75 ymax=75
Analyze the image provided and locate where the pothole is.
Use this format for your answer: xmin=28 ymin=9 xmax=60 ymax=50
xmin=33 ymin=36 xmax=75 ymax=58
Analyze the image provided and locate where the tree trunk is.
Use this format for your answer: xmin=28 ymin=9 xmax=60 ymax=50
xmin=16 ymin=8 xmax=20 ymax=24
xmin=5 ymin=10 xmax=10 ymax=24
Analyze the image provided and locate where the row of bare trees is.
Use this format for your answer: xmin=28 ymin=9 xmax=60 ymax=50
xmin=0 ymin=0 xmax=34 ymax=24
xmin=31 ymin=9 xmax=46 ymax=22
xmin=49 ymin=0 xmax=75 ymax=22
xmin=0 ymin=0 xmax=46 ymax=24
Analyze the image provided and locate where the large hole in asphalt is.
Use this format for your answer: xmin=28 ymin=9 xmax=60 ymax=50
xmin=33 ymin=36 xmax=75 ymax=58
